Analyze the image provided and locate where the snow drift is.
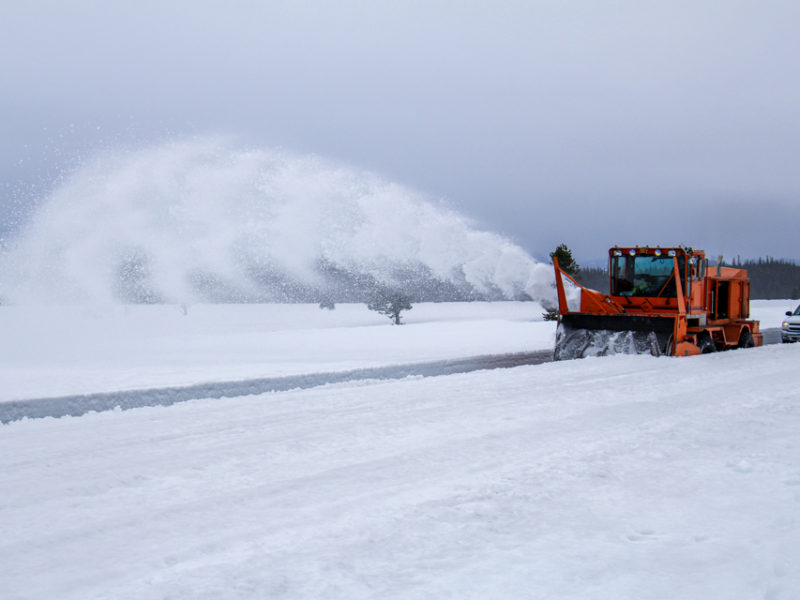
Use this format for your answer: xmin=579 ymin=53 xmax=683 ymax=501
xmin=0 ymin=138 xmax=553 ymax=305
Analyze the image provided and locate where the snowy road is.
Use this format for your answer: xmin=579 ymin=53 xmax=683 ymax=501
xmin=1 ymin=329 xmax=784 ymax=424
xmin=0 ymin=350 xmax=553 ymax=423
xmin=2 ymin=345 xmax=800 ymax=599
xmin=763 ymin=327 xmax=781 ymax=345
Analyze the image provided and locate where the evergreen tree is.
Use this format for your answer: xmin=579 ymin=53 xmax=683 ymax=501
xmin=543 ymin=244 xmax=580 ymax=321
xmin=734 ymin=257 xmax=800 ymax=299
xmin=550 ymin=243 xmax=580 ymax=277
xmin=367 ymin=288 xmax=413 ymax=325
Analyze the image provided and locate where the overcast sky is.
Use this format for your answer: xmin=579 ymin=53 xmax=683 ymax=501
xmin=2 ymin=1 xmax=799 ymax=262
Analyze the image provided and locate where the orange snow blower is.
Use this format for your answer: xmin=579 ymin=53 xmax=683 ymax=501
xmin=553 ymin=246 xmax=762 ymax=360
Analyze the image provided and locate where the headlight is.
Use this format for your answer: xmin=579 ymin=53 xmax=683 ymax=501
xmin=782 ymin=321 xmax=789 ymax=329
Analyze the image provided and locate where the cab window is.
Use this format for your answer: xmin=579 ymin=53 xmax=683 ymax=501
xmin=612 ymin=255 xmax=686 ymax=297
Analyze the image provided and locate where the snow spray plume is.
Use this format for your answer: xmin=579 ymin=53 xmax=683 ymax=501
xmin=0 ymin=138 xmax=554 ymax=305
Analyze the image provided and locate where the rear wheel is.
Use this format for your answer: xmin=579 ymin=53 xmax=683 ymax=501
xmin=738 ymin=330 xmax=754 ymax=349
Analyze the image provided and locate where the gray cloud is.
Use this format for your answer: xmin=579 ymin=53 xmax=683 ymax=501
xmin=2 ymin=1 xmax=799 ymax=261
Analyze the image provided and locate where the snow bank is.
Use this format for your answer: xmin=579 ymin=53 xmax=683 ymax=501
xmin=2 ymin=344 xmax=799 ymax=599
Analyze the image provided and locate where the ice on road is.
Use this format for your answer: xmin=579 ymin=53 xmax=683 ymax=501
xmin=2 ymin=344 xmax=800 ymax=599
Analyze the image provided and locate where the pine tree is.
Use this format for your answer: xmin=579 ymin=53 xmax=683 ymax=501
xmin=550 ymin=243 xmax=580 ymax=277
xmin=367 ymin=288 xmax=413 ymax=325
xmin=543 ymin=243 xmax=580 ymax=321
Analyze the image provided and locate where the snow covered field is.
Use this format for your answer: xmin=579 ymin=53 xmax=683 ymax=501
xmin=2 ymin=300 xmax=799 ymax=599
xmin=1 ymin=299 xmax=792 ymax=404
xmin=0 ymin=302 xmax=552 ymax=402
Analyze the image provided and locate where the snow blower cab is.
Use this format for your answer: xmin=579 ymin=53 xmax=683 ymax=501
xmin=553 ymin=246 xmax=762 ymax=360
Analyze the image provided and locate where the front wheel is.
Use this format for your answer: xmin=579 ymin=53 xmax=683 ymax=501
xmin=697 ymin=332 xmax=715 ymax=354
xmin=738 ymin=330 xmax=755 ymax=349
xmin=663 ymin=335 xmax=674 ymax=357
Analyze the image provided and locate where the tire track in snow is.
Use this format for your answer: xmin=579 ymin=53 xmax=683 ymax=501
xmin=3 ymin=329 xmax=781 ymax=425
xmin=0 ymin=350 xmax=553 ymax=424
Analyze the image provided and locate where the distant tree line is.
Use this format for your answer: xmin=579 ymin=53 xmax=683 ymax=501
xmin=727 ymin=257 xmax=800 ymax=300
xmin=575 ymin=257 xmax=800 ymax=300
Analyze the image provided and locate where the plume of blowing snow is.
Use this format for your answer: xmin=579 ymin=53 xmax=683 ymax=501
xmin=0 ymin=138 xmax=554 ymax=305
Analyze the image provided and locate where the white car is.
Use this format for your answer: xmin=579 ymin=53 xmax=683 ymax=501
xmin=781 ymin=305 xmax=800 ymax=343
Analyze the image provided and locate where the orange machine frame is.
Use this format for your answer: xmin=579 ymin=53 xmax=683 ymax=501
xmin=554 ymin=246 xmax=762 ymax=356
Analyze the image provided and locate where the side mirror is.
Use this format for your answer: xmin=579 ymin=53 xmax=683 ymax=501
xmin=787 ymin=311 xmax=793 ymax=316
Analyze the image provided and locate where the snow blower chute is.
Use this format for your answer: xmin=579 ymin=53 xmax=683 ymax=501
xmin=553 ymin=246 xmax=762 ymax=360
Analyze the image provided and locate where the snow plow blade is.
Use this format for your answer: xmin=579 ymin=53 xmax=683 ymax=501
xmin=554 ymin=314 xmax=676 ymax=361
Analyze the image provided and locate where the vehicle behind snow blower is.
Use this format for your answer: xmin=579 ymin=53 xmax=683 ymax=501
xmin=553 ymin=246 xmax=762 ymax=360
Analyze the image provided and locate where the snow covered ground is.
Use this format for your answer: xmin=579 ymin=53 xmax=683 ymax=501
xmin=752 ymin=299 xmax=798 ymax=328
xmin=2 ymin=300 xmax=799 ymax=599
xmin=2 ymin=299 xmax=790 ymax=404
xmin=0 ymin=302 xmax=552 ymax=402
